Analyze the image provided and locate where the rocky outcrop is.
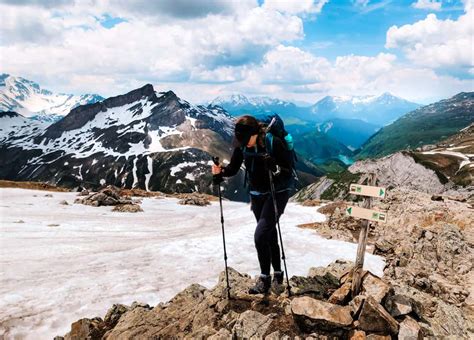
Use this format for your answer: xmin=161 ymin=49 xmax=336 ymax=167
xmin=297 ymin=187 xmax=474 ymax=338
xmin=349 ymin=152 xmax=446 ymax=194
xmin=177 ymin=192 xmax=212 ymax=206
xmin=75 ymin=186 xmax=132 ymax=206
xmin=60 ymin=261 xmax=438 ymax=339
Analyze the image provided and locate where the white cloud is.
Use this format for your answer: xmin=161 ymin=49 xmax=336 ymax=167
xmin=0 ymin=0 xmax=471 ymax=105
xmin=0 ymin=2 xmax=303 ymax=95
xmin=411 ymin=0 xmax=442 ymax=11
xmin=256 ymin=45 xmax=331 ymax=85
xmin=386 ymin=9 xmax=474 ymax=71
xmin=263 ymin=0 xmax=328 ymax=15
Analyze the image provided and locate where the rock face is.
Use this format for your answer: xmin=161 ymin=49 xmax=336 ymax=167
xmin=61 ymin=262 xmax=431 ymax=339
xmin=349 ymin=152 xmax=447 ymax=194
xmin=296 ymin=186 xmax=474 ymax=338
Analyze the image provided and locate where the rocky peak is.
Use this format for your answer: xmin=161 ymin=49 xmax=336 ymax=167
xmin=0 ymin=111 xmax=21 ymax=118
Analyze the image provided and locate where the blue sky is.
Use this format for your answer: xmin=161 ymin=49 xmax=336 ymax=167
xmin=0 ymin=0 xmax=472 ymax=104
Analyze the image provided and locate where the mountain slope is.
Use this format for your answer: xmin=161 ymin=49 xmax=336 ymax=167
xmin=356 ymin=92 xmax=474 ymax=159
xmin=294 ymin=130 xmax=353 ymax=166
xmin=0 ymin=74 xmax=103 ymax=122
xmin=310 ymin=92 xmax=420 ymax=126
xmin=316 ymin=118 xmax=380 ymax=149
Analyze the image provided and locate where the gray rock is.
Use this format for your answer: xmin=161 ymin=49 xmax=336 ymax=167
xmin=232 ymin=310 xmax=272 ymax=339
xmin=291 ymin=296 xmax=353 ymax=332
xmin=384 ymin=294 xmax=412 ymax=317
xmin=59 ymin=200 xmax=69 ymax=205
xmin=104 ymin=304 xmax=129 ymax=328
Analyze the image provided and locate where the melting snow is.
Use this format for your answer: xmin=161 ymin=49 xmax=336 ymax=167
xmin=0 ymin=188 xmax=385 ymax=339
xmin=145 ymin=156 xmax=153 ymax=191
xmin=170 ymin=162 xmax=197 ymax=176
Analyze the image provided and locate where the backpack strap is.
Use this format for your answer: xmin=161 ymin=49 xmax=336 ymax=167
xmin=265 ymin=132 xmax=274 ymax=155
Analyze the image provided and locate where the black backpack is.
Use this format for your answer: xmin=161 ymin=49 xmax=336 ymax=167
xmin=241 ymin=114 xmax=298 ymax=187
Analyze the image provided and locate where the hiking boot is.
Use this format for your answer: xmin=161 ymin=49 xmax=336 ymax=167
xmin=249 ymin=274 xmax=271 ymax=295
xmin=271 ymin=271 xmax=285 ymax=294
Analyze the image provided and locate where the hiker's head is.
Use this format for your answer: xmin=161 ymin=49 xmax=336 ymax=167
xmin=234 ymin=115 xmax=265 ymax=148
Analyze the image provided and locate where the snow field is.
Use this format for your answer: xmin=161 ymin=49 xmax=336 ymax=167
xmin=0 ymin=188 xmax=385 ymax=339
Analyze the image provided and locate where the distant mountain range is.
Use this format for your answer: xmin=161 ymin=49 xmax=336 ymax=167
xmin=356 ymin=92 xmax=474 ymax=159
xmin=210 ymin=92 xmax=420 ymax=127
xmin=0 ymin=84 xmax=321 ymax=200
xmin=309 ymin=93 xmax=420 ymax=126
xmin=0 ymin=74 xmax=103 ymax=122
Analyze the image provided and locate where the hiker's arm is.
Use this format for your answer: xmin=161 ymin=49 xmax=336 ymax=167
xmin=273 ymin=138 xmax=292 ymax=175
xmin=221 ymin=147 xmax=244 ymax=177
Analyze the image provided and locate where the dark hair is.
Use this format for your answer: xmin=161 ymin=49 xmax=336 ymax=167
xmin=234 ymin=115 xmax=266 ymax=147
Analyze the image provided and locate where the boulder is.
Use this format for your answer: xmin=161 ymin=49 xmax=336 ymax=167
xmin=361 ymin=272 xmax=391 ymax=304
xmin=59 ymin=200 xmax=69 ymax=205
xmin=384 ymin=294 xmax=412 ymax=317
xmin=398 ymin=316 xmax=423 ymax=340
xmin=291 ymin=296 xmax=353 ymax=332
xmin=232 ymin=310 xmax=272 ymax=339
xmin=290 ymin=268 xmax=340 ymax=299
xmin=357 ymin=296 xmax=399 ymax=335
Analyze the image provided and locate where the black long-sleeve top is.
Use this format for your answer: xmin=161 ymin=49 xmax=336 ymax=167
xmin=221 ymin=135 xmax=294 ymax=193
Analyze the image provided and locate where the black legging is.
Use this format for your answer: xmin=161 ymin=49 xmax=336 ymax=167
xmin=251 ymin=190 xmax=289 ymax=275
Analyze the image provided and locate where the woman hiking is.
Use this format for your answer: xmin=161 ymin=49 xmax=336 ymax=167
xmin=212 ymin=115 xmax=294 ymax=294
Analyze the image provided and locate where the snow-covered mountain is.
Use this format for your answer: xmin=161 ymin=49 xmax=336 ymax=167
xmin=208 ymin=93 xmax=309 ymax=122
xmin=0 ymin=74 xmax=103 ymax=122
xmin=210 ymin=94 xmax=294 ymax=108
xmin=0 ymin=84 xmax=321 ymax=200
xmin=310 ymin=92 xmax=420 ymax=126
xmin=0 ymin=84 xmax=243 ymax=197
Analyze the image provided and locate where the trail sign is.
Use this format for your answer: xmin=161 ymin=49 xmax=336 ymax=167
xmin=350 ymin=184 xmax=386 ymax=199
xmin=346 ymin=205 xmax=387 ymax=223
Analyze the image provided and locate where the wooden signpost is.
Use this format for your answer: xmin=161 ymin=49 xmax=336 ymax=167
xmin=347 ymin=173 xmax=388 ymax=297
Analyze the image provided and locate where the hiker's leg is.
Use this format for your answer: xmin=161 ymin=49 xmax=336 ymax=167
xmin=269 ymin=191 xmax=289 ymax=272
xmin=254 ymin=194 xmax=276 ymax=275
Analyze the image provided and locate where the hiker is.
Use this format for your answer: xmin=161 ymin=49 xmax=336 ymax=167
xmin=212 ymin=115 xmax=294 ymax=294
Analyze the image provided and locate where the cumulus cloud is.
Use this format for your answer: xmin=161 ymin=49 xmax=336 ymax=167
xmin=0 ymin=0 xmax=471 ymax=104
xmin=263 ymin=0 xmax=328 ymax=15
xmin=386 ymin=7 xmax=474 ymax=71
xmin=411 ymin=0 xmax=442 ymax=11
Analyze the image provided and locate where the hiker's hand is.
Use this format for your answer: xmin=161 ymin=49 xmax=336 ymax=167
xmin=212 ymin=164 xmax=222 ymax=175
xmin=263 ymin=154 xmax=277 ymax=172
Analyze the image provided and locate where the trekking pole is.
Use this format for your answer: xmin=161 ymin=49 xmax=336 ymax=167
xmin=212 ymin=157 xmax=231 ymax=299
xmin=268 ymin=168 xmax=291 ymax=297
